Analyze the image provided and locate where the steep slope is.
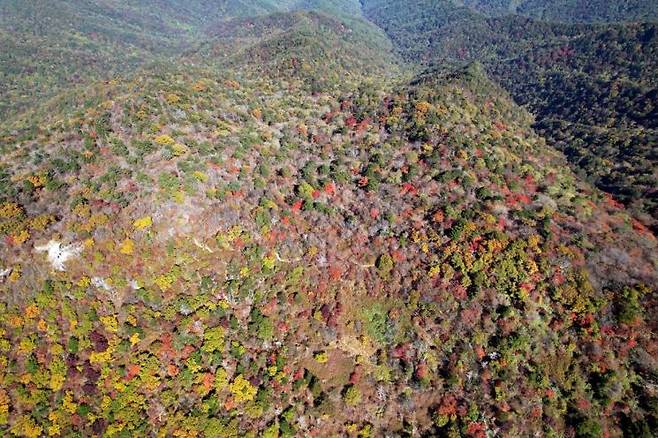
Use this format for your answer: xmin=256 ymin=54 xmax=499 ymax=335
xmin=0 ymin=54 xmax=656 ymax=437
xmin=363 ymin=0 xmax=658 ymax=231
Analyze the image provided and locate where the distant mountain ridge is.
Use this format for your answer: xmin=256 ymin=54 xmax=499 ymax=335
xmin=457 ymin=0 xmax=658 ymax=23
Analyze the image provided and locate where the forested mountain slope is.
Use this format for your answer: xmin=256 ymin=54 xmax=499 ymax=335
xmin=1 ymin=39 xmax=657 ymax=435
xmin=364 ymin=0 xmax=658 ymax=231
xmin=0 ymin=1 xmax=656 ymax=437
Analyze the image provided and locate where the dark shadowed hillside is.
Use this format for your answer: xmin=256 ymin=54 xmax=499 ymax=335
xmin=364 ymin=0 xmax=658 ymax=231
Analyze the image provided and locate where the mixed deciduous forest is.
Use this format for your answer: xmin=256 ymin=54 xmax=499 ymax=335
xmin=0 ymin=1 xmax=656 ymax=437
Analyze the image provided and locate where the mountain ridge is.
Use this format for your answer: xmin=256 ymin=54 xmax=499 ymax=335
xmin=457 ymin=0 xmax=658 ymax=23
